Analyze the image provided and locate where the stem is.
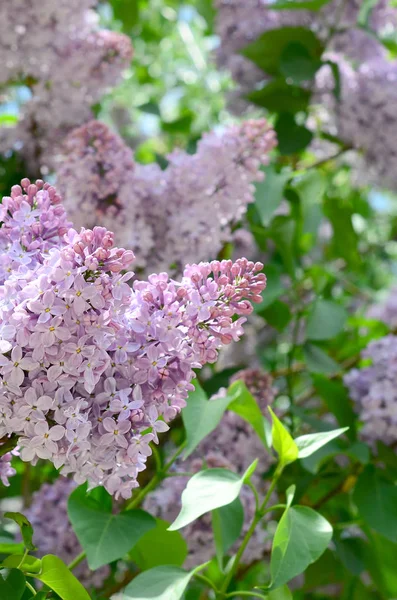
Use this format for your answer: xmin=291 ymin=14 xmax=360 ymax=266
xmin=218 ymin=470 xmax=282 ymax=597
xmin=225 ymin=592 xmax=268 ymax=599
xmin=25 ymin=581 xmax=37 ymax=595
xmin=67 ymin=550 xmax=86 ymax=571
xmin=125 ymin=441 xmax=187 ymax=511
xmin=17 ymin=548 xmax=28 ymax=569
xmin=194 ymin=573 xmax=219 ymax=593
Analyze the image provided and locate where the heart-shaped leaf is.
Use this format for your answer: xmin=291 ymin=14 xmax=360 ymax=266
xmin=268 ymin=506 xmax=333 ymax=589
xmin=182 ymin=381 xmax=232 ymax=458
xmin=35 ymin=555 xmax=91 ymax=600
xmin=68 ymin=485 xmax=155 ymax=569
xmin=169 ymin=462 xmax=256 ymax=531
xmin=123 ymin=564 xmax=207 ymax=600
xmin=212 ymin=497 xmax=244 ymax=566
xmin=295 ymin=427 xmax=349 ymax=458
xmin=130 ymin=519 xmax=188 ymax=569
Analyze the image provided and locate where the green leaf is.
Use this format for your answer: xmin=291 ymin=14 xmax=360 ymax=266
xmin=306 ymin=299 xmax=347 ymax=340
xmin=268 ymin=585 xmax=293 ymax=599
xmin=4 ymin=512 xmax=36 ymax=551
xmin=123 ymin=564 xmax=206 ymax=600
xmin=254 ymin=165 xmax=290 ymax=226
xmin=269 ymin=0 xmax=332 ymax=8
xmin=3 ymin=554 xmax=42 ymax=573
xmin=212 ymin=497 xmax=244 ymax=566
xmin=311 ymin=376 xmax=356 ymax=439
xmin=111 ymin=0 xmax=139 ymax=32
xmin=0 ymin=539 xmax=24 ymax=555
xmin=303 ymin=343 xmax=340 ymax=375
xmin=169 ymin=463 xmax=256 ymax=531
xmin=269 ymin=216 xmax=296 ymax=277
xmin=247 ymin=79 xmax=311 ymax=114
xmin=295 ymin=427 xmax=348 ymax=458
xmin=241 ymin=27 xmax=323 ymax=76
xmin=280 ymin=42 xmax=321 ymax=83
xmin=260 ymin=300 xmax=292 ymax=332
xmin=353 ymin=466 xmax=397 ymax=543
xmin=182 ymin=381 xmax=232 ymax=459
xmin=130 ymin=519 xmax=188 ymax=570
xmin=294 ymin=170 xmax=326 ymax=239
xmin=35 ymin=555 xmax=91 ymax=600
xmin=358 ymin=0 xmax=381 ymax=27
xmin=269 ymin=407 xmax=298 ymax=468
xmin=68 ymin=485 xmax=155 ymax=569
xmin=269 ymin=506 xmax=333 ymax=589
xmin=0 ymin=569 xmax=25 ymax=600
xmin=226 ymin=380 xmax=269 ymax=447
xmin=335 ymin=537 xmax=366 ymax=576
xmin=275 ymin=113 xmax=313 ymax=155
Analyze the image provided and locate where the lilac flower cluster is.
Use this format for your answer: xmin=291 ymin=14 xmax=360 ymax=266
xmin=215 ymin=0 xmax=395 ymax=111
xmin=0 ymin=178 xmax=267 ymax=498
xmin=25 ymin=478 xmax=110 ymax=590
xmin=344 ymin=335 xmax=397 ymax=447
xmin=57 ymin=119 xmax=276 ymax=274
xmin=367 ymin=287 xmax=397 ymax=330
xmin=0 ymin=1 xmax=132 ymax=172
xmin=0 ymin=451 xmax=17 ymax=487
xmin=144 ymin=369 xmax=276 ymax=567
xmin=316 ymin=57 xmax=397 ymax=190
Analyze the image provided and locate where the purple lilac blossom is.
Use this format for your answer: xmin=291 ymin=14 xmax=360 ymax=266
xmin=344 ymin=335 xmax=397 ymax=447
xmin=0 ymin=1 xmax=133 ymax=172
xmin=367 ymin=287 xmax=397 ymax=330
xmin=0 ymin=178 xmax=267 ymax=499
xmin=144 ymin=374 xmax=276 ymax=567
xmin=57 ymin=119 xmax=277 ymax=274
xmin=25 ymin=478 xmax=110 ymax=589
xmin=0 ymin=451 xmax=17 ymax=487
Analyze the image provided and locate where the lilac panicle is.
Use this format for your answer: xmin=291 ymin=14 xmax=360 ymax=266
xmin=344 ymin=335 xmax=397 ymax=448
xmin=0 ymin=1 xmax=133 ymax=172
xmin=57 ymin=119 xmax=276 ymax=274
xmin=0 ymin=179 xmax=267 ymax=499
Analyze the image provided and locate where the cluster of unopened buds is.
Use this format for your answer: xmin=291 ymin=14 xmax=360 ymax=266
xmin=0 ymin=179 xmax=266 ymax=498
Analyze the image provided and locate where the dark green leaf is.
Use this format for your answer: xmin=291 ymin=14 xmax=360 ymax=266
xmin=269 ymin=0 xmax=332 ymax=8
xmin=123 ymin=564 xmax=206 ymax=600
xmin=306 ymin=299 xmax=347 ymax=340
xmin=111 ymin=0 xmax=139 ymax=33
xmin=294 ymin=170 xmax=326 ymax=239
xmin=335 ymin=537 xmax=366 ymax=576
xmin=35 ymin=555 xmax=91 ymax=600
xmin=303 ymin=344 xmax=340 ymax=375
xmin=254 ymin=165 xmax=290 ymax=226
xmin=269 ymin=216 xmax=296 ymax=277
xmin=0 ymin=569 xmax=25 ymax=600
xmin=241 ymin=27 xmax=323 ymax=76
xmin=68 ymin=485 xmax=155 ymax=569
xmin=275 ymin=113 xmax=313 ymax=155
xmin=269 ymin=506 xmax=333 ymax=589
xmin=4 ymin=512 xmax=36 ymax=551
xmin=212 ymin=497 xmax=244 ymax=566
xmin=280 ymin=42 xmax=321 ymax=82
xmin=260 ymin=300 xmax=292 ymax=332
xmin=353 ymin=466 xmax=397 ymax=543
xmin=247 ymin=79 xmax=311 ymax=114
xmin=169 ymin=463 xmax=256 ymax=531
xmin=130 ymin=519 xmax=188 ymax=570
xmin=182 ymin=381 xmax=232 ymax=458
xmin=311 ymin=376 xmax=356 ymax=438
